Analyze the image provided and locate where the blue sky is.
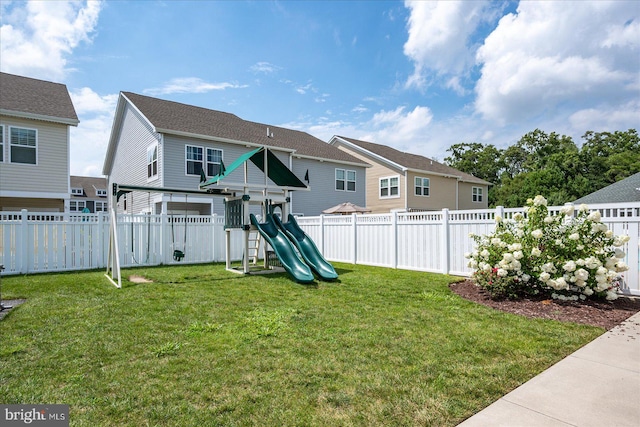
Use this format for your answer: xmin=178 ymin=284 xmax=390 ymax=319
xmin=1 ymin=0 xmax=638 ymax=177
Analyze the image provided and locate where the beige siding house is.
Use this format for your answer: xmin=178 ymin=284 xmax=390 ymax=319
xmin=0 ymin=72 xmax=79 ymax=211
xmin=70 ymin=175 xmax=109 ymax=213
xmin=329 ymin=136 xmax=491 ymax=213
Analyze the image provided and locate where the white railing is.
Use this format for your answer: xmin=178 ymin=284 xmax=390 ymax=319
xmin=295 ymin=202 xmax=640 ymax=296
xmin=1 ymin=202 xmax=638 ymax=295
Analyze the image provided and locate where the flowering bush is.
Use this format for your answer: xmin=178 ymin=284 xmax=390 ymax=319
xmin=466 ymin=195 xmax=630 ymax=301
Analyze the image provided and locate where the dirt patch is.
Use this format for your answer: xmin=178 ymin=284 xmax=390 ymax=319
xmin=129 ymin=275 xmax=153 ymax=284
xmin=450 ymin=280 xmax=640 ymax=330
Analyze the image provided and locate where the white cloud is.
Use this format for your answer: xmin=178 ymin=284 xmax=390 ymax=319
xmin=0 ymin=0 xmax=102 ymax=80
xmin=143 ymin=77 xmax=248 ymax=95
xmin=475 ymin=1 xmax=640 ymax=125
xmin=250 ymin=62 xmax=282 ymax=74
xmin=403 ymin=0 xmax=493 ymax=89
xmin=69 ymin=87 xmax=118 ymax=176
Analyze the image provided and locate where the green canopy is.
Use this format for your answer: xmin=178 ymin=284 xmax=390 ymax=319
xmin=200 ymin=146 xmax=307 ymax=189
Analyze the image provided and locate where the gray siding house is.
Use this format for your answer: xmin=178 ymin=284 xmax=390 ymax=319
xmin=103 ymin=92 xmax=368 ymax=216
xmin=330 ymin=135 xmax=491 ymax=213
xmin=0 ymin=72 xmax=79 ymax=211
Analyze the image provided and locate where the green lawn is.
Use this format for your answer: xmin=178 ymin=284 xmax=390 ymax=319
xmin=0 ymin=263 xmax=603 ymax=426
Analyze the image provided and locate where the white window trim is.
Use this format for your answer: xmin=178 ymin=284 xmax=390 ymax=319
xmin=70 ymin=200 xmax=86 ymax=212
xmin=379 ymin=175 xmax=400 ymax=199
xmin=9 ymin=126 xmax=38 ymax=166
xmin=96 ymin=189 xmax=107 ymax=197
xmin=414 ymin=176 xmax=430 ymax=197
xmin=147 ymin=143 xmax=159 ymax=181
xmin=185 ymin=144 xmax=204 ymax=177
xmin=0 ymin=124 xmax=4 ymax=163
xmin=95 ymin=201 xmax=107 ymax=212
xmin=472 ymin=186 xmax=484 ymax=203
xmin=206 ymin=147 xmax=224 ymax=177
xmin=71 ymin=187 xmax=84 ymax=195
xmin=335 ymin=168 xmax=356 ymax=192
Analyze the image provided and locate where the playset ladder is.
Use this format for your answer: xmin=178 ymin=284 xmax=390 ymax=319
xmin=247 ymin=231 xmax=261 ymax=265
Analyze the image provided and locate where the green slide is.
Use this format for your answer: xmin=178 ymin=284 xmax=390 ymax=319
xmin=249 ymin=214 xmax=315 ymax=284
xmin=273 ymin=214 xmax=338 ymax=281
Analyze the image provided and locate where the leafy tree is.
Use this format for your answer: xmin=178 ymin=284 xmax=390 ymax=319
xmin=445 ymin=128 xmax=639 ymax=208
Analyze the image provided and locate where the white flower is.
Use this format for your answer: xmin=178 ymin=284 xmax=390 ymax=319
xmin=491 ymin=237 xmax=502 ymax=246
xmin=560 ymin=205 xmax=574 ymax=216
xmin=605 ymin=230 xmax=614 ymax=238
xmin=563 ymin=260 xmax=577 ymax=272
xmin=521 ymin=274 xmax=531 ymax=282
xmin=544 ymin=216 xmax=554 ymax=224
xmin=531 ymin=247 xmax=542 ymax=257
xmin=481 ymin=249 xmax=490 ymax=259
xmin=606 ymin=290 xmax=619 ymax=301
xmin=495 ymin=215 xmax=503 ymax=223
xmin=513 ymin=250 xmax=524 ymax=260
xmin=614 ymin=248 xmax=625 ymax=259
xmin=482 ymin=263 xmax=492 ymax=272
xmin=541 ymin=262 xmax=556 ymax=273
xmin=569 ymin=233 xmax=580 ymax=241
xmin=575 ymin=268 xmax=589 ymax=281
xmin=532 ymin=229 xmax=543 ymax=239
xmin=585 ymin=257 xmax=601 ymax=269
xmin=508 ymin=243 xmax=522 ymax=251
xmin=616 ymin=261 xmax=629 ymax=272
xmin=468 ymin=259 xmax=478 ymax=268
xmin=578 ymin=204 xmax=589 ymax=212
xmin=497 ymin=268 xmax=508 ymax=277
xmin=533 ymin=195 xmax=547 ymax=206
xmin=514 ymin=213 xmax=524 ymax=221
xmin=539 ymin=272 xmax=551 ymax=282
xmin=465 ymin=252 xmax=472 ymax=259
xmin=503 ymin=253 xmax=514 ymax=262
xmin=583 ymin=287 xmax=594 ymax=296
xmin=587 ymin=211 xmax=602 ymax=222
xmin=555 ymin=277 xmax=568 ymax=289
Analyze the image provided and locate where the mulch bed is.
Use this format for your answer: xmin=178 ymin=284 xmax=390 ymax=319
xmin=450 ymin=280 xmax=640 ymax=330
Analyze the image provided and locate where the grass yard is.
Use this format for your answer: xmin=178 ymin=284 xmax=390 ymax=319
xmin=0 ymin=263 xmax=603 ymax=426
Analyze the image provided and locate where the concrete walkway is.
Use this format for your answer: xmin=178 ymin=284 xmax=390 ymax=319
xmin=458 ymin=312 xmax=640 ymax=426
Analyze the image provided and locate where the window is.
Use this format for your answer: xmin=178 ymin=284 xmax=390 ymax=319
xmin=473 ymin=187 xmax=483 ymax=202
xmin=70 ymin=200 xmax=86 ymax=212
xmin=147 ymin=144 xmax=158 ymax=179
xmin=95 ymin=201 xmax=107 ymax=212
xmin=96 ymin=189 xmax=107 ymax=197
xmin=206 ymin=148 xmax=223 ymax=176
xmin=415 ymin=177 xmax=430 ymax=196
xmin=380 ymin=176 xmax=399 ymax=198
xmin=185 ymin=145 xmax=203 ymax=176
xmin=71 ymin=188 xmax=84 ymax=195
xmin=10 ymin=127 xmax=37 ymax=164
xmin=335 ymin=169 xmax=356 ymax=192
xmin=0 ymin=125 xmax=4 ymax=162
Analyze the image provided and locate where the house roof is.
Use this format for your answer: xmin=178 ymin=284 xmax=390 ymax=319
xmin=573 ymin=172 xmax=640 ymax=204
xmin=0 ymin=72 xmax=79 ymax=125
xmin=113 ymin=92 xmax=367 ymax=167
xmin=333 ymin=136 xmax=491 ymax=185
xmin=70 ymin=175 xmax=108 ymax=199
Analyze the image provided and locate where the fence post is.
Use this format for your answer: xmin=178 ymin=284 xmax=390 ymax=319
xmin=391 ymin=211 xmax=398 ymax=269
xmin=352 ymin=213 xmax=357 ymax=265
xmin=495 ymin=205 xmax=504 ymax=220
xmin=441 ymin=208 xmax=450 ymax=275
xmin=319 ymin=214 xmax=325 ymax=255
xmin=20 ymin=209 xmax=29 ymax=274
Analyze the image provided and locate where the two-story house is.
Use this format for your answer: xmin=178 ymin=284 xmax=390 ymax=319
xmin=102 ymin=92 xmax=368 ymax=216
xmin=329 ymin=136 xmax=491 ymax=213
xmin=70 ymin=175 xmax=109 ymax=213
xmin=0 ymin=72 xmax=79 ymax=211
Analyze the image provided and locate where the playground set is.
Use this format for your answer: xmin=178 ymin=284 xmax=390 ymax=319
xmin=105 ymin=146 xmax=337 ymax=288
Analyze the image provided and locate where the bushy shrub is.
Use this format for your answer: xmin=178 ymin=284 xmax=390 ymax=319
xmin=466 ymin=195 xmax=630 ymax=300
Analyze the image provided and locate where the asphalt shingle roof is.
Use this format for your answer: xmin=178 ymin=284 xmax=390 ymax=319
xmin=573 ymin=172 xmax=640 ymax=204
xmin=70 ymin=176 xmax=108 ymax=199
xmin=122 ymin=92 xmax=366 ymax=165
xmin=336 ymin=136 xmax=491 ymax=185
xmin=0 ymin=72 xmax=78 ymax=123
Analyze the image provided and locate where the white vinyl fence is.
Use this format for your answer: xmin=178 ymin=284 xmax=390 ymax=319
xmin=1 ymin=202 xmax=639 ymax=295
xmin=0 ymin=210 xmax=246 ymax=275
xmin=296 ymin=202 xmax=640 ymax=296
